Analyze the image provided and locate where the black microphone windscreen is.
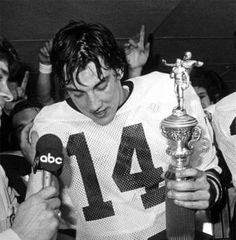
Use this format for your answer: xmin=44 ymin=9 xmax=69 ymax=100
xmin=36 ymin=134 xmax=63 ymax=174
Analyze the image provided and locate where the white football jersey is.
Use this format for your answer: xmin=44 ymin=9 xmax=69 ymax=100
xmin=33 ymin=71 xmax=218 ymax=240
xmin=213 ymin=92 xmax=236 ymax=186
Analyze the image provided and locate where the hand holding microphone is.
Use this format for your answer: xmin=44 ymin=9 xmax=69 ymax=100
xmin=12 ymin=134 xmax=64 ymax=240
xmin=12 ymin=186 xmax=61 ymax=240
xmin=34 ymin=133 xmax=64 ymax=224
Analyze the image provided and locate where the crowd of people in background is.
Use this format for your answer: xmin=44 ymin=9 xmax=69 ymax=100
xmin=0 ymin=20 xmax=236 ymax=240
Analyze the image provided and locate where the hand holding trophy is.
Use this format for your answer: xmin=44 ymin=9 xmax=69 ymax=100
xmin=160 ymin=54 xmax=202 ymax=240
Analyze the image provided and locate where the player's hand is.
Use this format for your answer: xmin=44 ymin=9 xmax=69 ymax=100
xmin=39 ymin=39 xmax=53 ymax=65
xmin=166 ymin=168 xmax=211 ymax=209
xmin=124 ymin=25 xmax=150 ymax=70
xmin=20 ymin=122 xmax=38 ymax=165
xmin=12 ymin=186 xmax=61 ymax=240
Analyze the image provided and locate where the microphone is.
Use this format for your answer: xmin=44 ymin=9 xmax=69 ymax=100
xmin=35 ymin=134 xmax=64 ymax=188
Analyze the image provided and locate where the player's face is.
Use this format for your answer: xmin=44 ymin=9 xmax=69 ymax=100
xmin=0 ymin=60 xmax=13 ymax=127
xmin=194 ymin=86 xmax=212 ymax=109
xmin=66 ymin=59 xmax=125 ymax=125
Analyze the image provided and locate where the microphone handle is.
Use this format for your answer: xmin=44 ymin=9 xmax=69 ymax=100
xmin=43 ymin=170 xmax=52 ymax=188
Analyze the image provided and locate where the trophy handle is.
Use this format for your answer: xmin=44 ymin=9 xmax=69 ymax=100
xmin=187 ymin=126 xmax=201 ymax=149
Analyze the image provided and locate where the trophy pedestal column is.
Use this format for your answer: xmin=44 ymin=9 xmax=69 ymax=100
xmin=166 ymin=197 xmax=195 ymax=240
xmin=165 ymin=166 xmax=195 ymax=240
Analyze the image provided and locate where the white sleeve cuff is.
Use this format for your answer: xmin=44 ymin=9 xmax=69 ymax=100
xmin=39 ymin=63 xmax=52 ymax=74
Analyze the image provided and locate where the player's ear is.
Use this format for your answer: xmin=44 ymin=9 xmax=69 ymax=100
xmin=116 ymin=68 xmax=124 ymax=81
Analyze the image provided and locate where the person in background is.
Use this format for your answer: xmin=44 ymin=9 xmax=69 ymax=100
xmin=0 ymin=100 xmax=42 ymax=203
xmin=0 ymin=38 xmax=29 ymax=152
xmin=212 ymin=90 xmax=236 ymax=239
xmin=123 ymin=24 xmax=150 ymax=78
xmin=191 ymin=68 xmax=232 ymax=238
xmin=0 ymin=36 xmax=61 ymax=240
xmin=11 ymin=100 xmax=42 ymax=149
xmin=22 ymin=20 xmax=222 ymax=239
xmin=191 ymin=68 xmax=228 ymax=115
xmin=195 ymin=29 xmax=236 ymax=240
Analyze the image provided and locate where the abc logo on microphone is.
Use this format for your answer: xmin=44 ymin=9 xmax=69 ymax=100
xmin=40 ymin=153 xmax=63 ymax=165
xmin=36 ymin=134 xmax=63 ymax=173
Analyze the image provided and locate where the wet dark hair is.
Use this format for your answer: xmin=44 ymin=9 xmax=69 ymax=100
xmin=51 ymin=20 xmax=127 ymax=91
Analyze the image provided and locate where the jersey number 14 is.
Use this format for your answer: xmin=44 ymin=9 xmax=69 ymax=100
xmin=67 ymin=123 xmax=165 ymax=221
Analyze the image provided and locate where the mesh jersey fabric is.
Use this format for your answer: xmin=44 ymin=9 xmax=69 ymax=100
xmin=33 ymin=71 xmax=219 ymax=240
xmin=212 ymin=92 xmax=236 ymax=186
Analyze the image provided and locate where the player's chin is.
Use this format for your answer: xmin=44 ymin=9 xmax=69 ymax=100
xmin=92 ymin=112 xmax=115 ymax=126
xmin=93 ymin=116 xmax=113 ymax=126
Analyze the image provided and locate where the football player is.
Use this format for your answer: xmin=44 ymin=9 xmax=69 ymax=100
xmin=26 ymin=21 xmax=222 ymax=239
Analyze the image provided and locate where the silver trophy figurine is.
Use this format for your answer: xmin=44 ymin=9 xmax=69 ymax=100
xmin=160 ymin=59 xmax=202 ymax=240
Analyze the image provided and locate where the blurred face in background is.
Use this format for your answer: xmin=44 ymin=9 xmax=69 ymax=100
xmin=193 ymin=86 xmax=212 ymax=109
xmin=12 ymin=107 xmax=40 ymax=143
xmin=0 ymin=59 xmax=13 ymax=127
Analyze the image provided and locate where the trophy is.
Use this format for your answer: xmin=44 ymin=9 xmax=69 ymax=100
xmin=160 ymin=61 xmax=201 ymax=240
